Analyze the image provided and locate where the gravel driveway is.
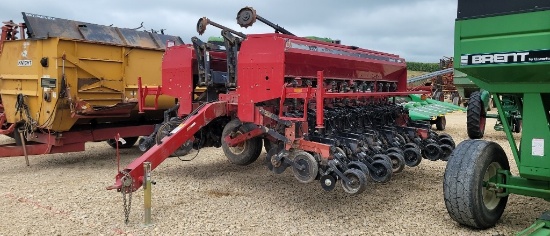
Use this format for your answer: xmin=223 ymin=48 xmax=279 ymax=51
xmin=0 ymin=112 xmax=547 ymax=235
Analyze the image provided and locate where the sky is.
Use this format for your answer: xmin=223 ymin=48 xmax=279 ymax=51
xmin=1 ymin=0 xmax=457 ymax=62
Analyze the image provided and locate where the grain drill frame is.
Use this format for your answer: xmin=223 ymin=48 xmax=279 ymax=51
xmin=109 ymin=7 xmax=456 ymax=199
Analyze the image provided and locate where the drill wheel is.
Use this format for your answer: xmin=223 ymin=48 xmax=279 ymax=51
xmin=403 ymin=147 xmax=422 ymax=167
xmin=341 ymin=168 xmax=368 ymax=195
xmin=320 ymin=174 xmax=338 ymax=191
xmin=386 ymin=147 xmax=404 ymax=157
xmin=222 ymin=119 xmax=262 ymax=166
xmin=386 ymin=152 xmax=405 ymax=174
xmin=292 ymin=151 xmax=319 ymax=184
xmin=369 ymin=160 xmax=393 ymax=183
xmin=439 ymin=144 xmax=454 ymax=161
xmin=424 ymin=143 xmax=443 ymax=161
xmin=439 ymin=137 xmax=456 ymax=149
xmin=348 ymin=161 xmax=370 ymax=176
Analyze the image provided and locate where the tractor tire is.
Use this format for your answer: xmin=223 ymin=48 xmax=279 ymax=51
xmin=436 ymin=116 xmax=446 ymax=131
xmin=222 ymin=119 xmax=263 ymax=166
xmin=467 ymin=91 xmax=486 ymax=139
xmin=106 ymin=136 xmax=139 ymax=149
xmin=444 ymin=140 xmax=510 ymax=229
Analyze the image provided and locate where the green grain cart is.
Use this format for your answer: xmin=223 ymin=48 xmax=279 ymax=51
xmin=444 ymin=1 xmax=550 ymax=234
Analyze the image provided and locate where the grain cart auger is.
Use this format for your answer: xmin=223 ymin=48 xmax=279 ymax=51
xmin=108 ymin=6 xmax=457 ymax=203
xmin=444 ymin=1 xmax=550 ymax=234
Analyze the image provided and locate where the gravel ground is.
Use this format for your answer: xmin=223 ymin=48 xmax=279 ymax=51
xmin=0 ymin=112 xmax=548 ymax=235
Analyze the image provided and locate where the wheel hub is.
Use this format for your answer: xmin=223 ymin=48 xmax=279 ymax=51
xmin=483 ymin=162 xmax=502 ymax=210
xmin=228 ymin=131 xmax=247 ymax=155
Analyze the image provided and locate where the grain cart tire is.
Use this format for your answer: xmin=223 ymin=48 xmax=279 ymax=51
xmin=386 ymin=152 xmax=405 ymax=174
xmin=222 ymin=119 xmax=262 ymax=166
xmin=436 ymin=116 xmax=446 ymax=131
xmin=106 ymin=136 xmax=139 ymax=149
xmin=467 ymin=91 xmax=486 ymax=139
xmin=369 ymin=160 xmax=393 ymax=183
xmin=444 ymin=140 xmax=510 ymax=229
xmin=292 ymin=151 xmax=319 ymax=184
xmin=341 ymin=168 xmax=368 ymax=195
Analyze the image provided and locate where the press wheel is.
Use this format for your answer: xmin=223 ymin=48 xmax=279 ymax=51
xmin=341 ymin=168 xmax=367 ymax=195
xmin=292 ymin=151 xmax=319 ymax=184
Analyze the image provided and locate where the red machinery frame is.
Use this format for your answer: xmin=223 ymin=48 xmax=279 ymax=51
xmin=108 ymin=32 xmax=430 ymax=192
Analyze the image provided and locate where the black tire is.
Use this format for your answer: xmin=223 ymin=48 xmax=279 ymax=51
xmin=369 ymin=160 xmax=392 ymax=183
xmin=403 ymin=147 xmax=422 ymax=167
xmin=467 ymin=91 xmax=486 ymax=139
xmin=439 ymin=144 xmax=453 ymax=161
xmin=372 ymin=154 xmax=392 ymax=164
xmin=436 ymin=116 xmax=446 ymax=131
xmin=348 ymin=161 xmax=369 ymax=176
xmin=444 ymin=140 xmax=510 ymax=229
xmin=439 ymin=137 xmax=456 ymax=149
xmin=386 ymin=152 xmax=405 ymax=173
xmin=341 ymin=168 xmax=368 ymax=195
xmin=292 ymin=151 xmax=319 ymax=184
xmin=404 ymin=142 xmax=420 ymax=150
xmin=106 ymin=136 xmax=139 ymax=149
xmin=221 ymin=119 xmax=263 ymax=166
xmin=155 ymin=121 xmax=193 ymax=157
xmin=424 ymin=143 xmax=442 ymax=161
xmin=386 ymin=147 xmax=404 ymax=157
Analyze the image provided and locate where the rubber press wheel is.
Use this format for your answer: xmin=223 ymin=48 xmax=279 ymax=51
xmin=341 ymin=168 xmax=368 ymax=195
xmin=443 ymin=140 xmax=510 ymax=229
xmin=467 ymin=91 xmax=486 ymax=139
xmin=222 ymin=119 xmax=263 ymax=165
xmin=292 ymin=151 xmax=319 ymax=184
xmin=106 ymin=136 xmax=139 ymax=149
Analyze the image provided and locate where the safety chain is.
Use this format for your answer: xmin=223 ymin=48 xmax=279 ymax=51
xmin=121 ymin=172 xmax=133 ymax=224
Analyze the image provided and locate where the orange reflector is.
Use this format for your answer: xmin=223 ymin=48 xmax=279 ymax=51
xmin=421 ymin=94 xmax=427 ymax=100
xmin=294 ymin=88 xmax=303 ymax=93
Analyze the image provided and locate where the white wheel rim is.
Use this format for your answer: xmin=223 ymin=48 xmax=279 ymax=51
xmin=482 ymin=162 xmax=502 ymax=210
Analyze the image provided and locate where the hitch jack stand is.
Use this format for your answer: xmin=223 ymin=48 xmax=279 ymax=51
xmin=19 ymin=130 xmax=29 ymax=166
xmin=143 ymin=162 xmax=153 ymax=226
